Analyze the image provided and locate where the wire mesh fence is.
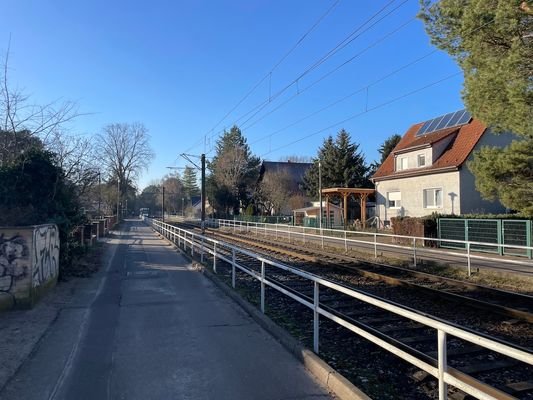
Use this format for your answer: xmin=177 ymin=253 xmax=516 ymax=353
xmin=438 ymin=218 xmax=532 ymax=258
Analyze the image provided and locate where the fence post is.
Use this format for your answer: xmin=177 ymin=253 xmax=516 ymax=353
xmin=413 ymin=237 xmax=417 ymax=267
xmin=321 ymin=228 xmax=324 ymax=249
xmin=467 ymin=242 xmax=471 ymax=277
xmin=344 ymin=231 xmax=347 ymax=253
xmin=374 ymin=233 xmax=377 ymax=259
xmin=261 ymin=261 xmax=265 ymax=313
xmin=313 ymin=281 xmax=320 ymax=354
xmin=303 ymin=227 xmax=306 ymax=245
xmin=264 ymin=223 xmax=267 ymax=238
xmin=191 ymin=233 xmax=194 ymax=257
xmin=201 ymin=237 xmax=204 ymax=263
xmin=438 ymin=330 xmax=448 ymax=400
xmin=232 ymin=248 xmax=236 ymax=288
xmin=213 ymin=243 xmax=217 ymax=273
xmin=275 ymin=224 xmax=278 ymax=240
xmin=497 ymin=219 xmax=503 ymax=256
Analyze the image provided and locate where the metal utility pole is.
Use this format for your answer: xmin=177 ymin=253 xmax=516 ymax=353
xmin=116 ymin=179 xmax=120 ymax=220
xmin=162 ymin=186 xmax=165 ymax=222
xmin=319 ymin=161 xmax=323 ymax=230
xmin=98 ymin=171 xmax=101 ymax=217
xmin=201 ymin=153 xmax=206 ymax=234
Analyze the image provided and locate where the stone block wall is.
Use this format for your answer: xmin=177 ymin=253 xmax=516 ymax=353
xmin=0 ymin=224 xmax=60 ymax=311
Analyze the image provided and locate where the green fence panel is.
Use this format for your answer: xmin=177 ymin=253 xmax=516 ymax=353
xmin=439 ymin=218 xmax=531 ymax=258
xmin=438 ymin=219 xmax=466 ymax=249
xmin=467 ymin=219 xmax=500 ymax=254
xmin=503 ymin=220 xmax=532 ymax=258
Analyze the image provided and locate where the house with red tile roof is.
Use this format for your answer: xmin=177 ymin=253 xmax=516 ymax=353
xmin=371 ymin=110 xmax=515 ymax=224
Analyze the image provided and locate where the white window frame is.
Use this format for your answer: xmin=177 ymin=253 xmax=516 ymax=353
xmin=417 ymin=154 xmax=426 ymax=167
xmin=423 ymin=187 xmax=443 ymax=208
xmin=387 ymin=191 xmax=401 ymax=209
xmin=396 ymin=156 xmax=408 ymax=171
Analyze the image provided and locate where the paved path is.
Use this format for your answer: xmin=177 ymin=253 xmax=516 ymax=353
xmin=1 ymin=220 xmax=331 ymax=400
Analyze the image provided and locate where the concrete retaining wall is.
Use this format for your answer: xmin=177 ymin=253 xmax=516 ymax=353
xmin=0 ymin=224 xmax=60 ymax=310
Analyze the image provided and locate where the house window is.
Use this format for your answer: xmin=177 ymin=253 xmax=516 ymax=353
xmin=417 ymin=154 xmax=426 ymax=167
xmin=387 ymin=191 xmax=401 ymax=209
xmin=396 ymin=157 xmax=408 ymax=171
xmin=424 ymin=188 xmax=442 ymax=208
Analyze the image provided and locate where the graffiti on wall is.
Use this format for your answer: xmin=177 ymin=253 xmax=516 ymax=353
xmin=32 ymin=225 xmax=60 ymax=288
xmin=0 ymin=234 xmax=29 ymax=299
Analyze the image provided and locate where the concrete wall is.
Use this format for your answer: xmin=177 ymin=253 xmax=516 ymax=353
xmin=375 ymin=171 xmax=460 ymax=222
xmin=0 ymin=224 xmax=59 ymax=310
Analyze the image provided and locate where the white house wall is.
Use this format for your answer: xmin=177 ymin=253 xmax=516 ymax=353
xmin=375 ymin=171 xmax=460 ymax=222
xmin=395 ymin=147 xmax=433 ymax=170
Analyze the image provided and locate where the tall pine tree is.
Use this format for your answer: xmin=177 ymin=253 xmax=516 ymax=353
xmin=304 ymin=129 xmax=370 ymax=198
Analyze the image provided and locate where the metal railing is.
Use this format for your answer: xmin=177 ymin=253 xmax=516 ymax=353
xmin=212 ymin=219 xmax=533 ymax=276
xmin=147 ymin=217 xmax=533 ymax=400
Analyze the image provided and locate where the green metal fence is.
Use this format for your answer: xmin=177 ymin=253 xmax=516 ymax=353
xmin=438 ymin=218 xmax=532 ymax=258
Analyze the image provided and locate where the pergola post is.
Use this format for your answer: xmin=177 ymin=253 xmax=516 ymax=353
xmin=343 ymin=192 xmax=349 ymax=231
xmin=361 ymin=193 xmax=369 ymax=228
xmin=325 ymin=195 xmax=330 ymax=229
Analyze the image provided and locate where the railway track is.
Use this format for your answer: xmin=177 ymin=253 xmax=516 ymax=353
xmin=163 ymin=221 xmax=533 ymax=399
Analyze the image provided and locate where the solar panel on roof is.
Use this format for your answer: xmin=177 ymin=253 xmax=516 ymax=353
xmin=434 ymin=112 xmax=455 ymax=131
xmin=415 ymin=109 xmax=472 ymax=137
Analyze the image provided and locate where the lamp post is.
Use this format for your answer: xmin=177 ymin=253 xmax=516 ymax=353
xmin=116 ymin=178 xmax=120 ymax=220
xmin=97 ymin=171 xmax=101 ymax=217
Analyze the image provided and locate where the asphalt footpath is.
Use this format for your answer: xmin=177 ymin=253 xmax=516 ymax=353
xmin=0 ymin=219 xmax=332 ymax=400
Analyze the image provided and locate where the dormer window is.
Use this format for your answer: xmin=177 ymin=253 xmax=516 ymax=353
xmin=418 ymin=154 xmax=426 ymax=167
xmin=397 ymin=157 xmax=408 ymax=171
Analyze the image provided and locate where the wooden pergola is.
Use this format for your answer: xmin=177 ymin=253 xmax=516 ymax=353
xmin=321 ymin=188 xmax=375 ymax=229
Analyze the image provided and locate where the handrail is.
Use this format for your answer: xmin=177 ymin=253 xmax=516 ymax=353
xmin=212 ymin=218 xmax=533 ymax=275
xmin=147 ymin=217 xmax=532 ymax=400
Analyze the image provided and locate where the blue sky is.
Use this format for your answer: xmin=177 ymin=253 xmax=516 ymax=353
xmin=1 ymin=0 xmax=465 ymax=190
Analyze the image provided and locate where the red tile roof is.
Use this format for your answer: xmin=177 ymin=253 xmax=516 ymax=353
xmin=372 ymin=118 xmax=487 ymax=181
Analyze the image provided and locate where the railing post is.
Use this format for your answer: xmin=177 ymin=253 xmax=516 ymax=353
xmin=467 ymin=242 xmax=471 ymax=277
xmin=191 ymin=233 xmax=194 ymax=257
xmin=374 ymin=233 xmax=378 ymax=258
xmin=275 ymin=224 xmax=278 ymax=240
xmin=184 ymin=232 xmax=187 ymax=252
xmin=344 ymin=231 xmax=347 ymax=253
xmin=213 ymin=243 xmax=217 ymax=273
xmin=264 ymin=223 xmax=267 ymax=238
xmin=303 ymin=227 xmax=306 ymax=245
xmin=201 ymin=236 xmax=204 ymax=263
xmin=321 ymin=228 xmax=324 ymax=249
xmin=313 ymin=281 xmax=320 ymax=354
xmin=288 ymin=228 xmax=291 ymax=244
xmin=413 ymin=237 xmax=417 ymax=267
xmin=233 ymin=220 xmax=236 ymax=234
xmin=260 ymin=261 xmax=265 ymax=313
xmin=438 ymin=330 xmax=448 ymax=400
xmin=232 ymin=248 xmax=236 ymax=288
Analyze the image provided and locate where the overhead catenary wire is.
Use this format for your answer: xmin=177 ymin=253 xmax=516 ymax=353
xmin=182 ymin=0 xmax=342 ymax=156
xmin=199 ymin=0 xmax=410 ymax=152
xmin=260 ymin=71 xmax=461 ymax=158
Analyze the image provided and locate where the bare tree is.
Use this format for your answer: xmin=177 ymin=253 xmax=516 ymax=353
xmin=49 ymin=132 xmax=99 ymax=195
xmin=256 ymin=169 xmax=293 ymax=215
xmin=97 ymin=122 xmax=154 ymax=191
xmin=0 ymin=46 xmax=81 ymax=165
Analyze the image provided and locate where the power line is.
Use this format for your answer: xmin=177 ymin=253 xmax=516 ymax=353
xmin=202 ymin=0 xmax=411 ymax=148
xmin=247 ymin=49 xmax=439 ymax=147
xmin=186 ymin=0 xmax=342 ymax=156
xmin=240 ymin=15 xmax=417 ymax=131
xmin=260 ymin=72 xmax=461 ymax=158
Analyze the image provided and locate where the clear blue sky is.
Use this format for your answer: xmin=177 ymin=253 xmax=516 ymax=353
xmin=1 ymin=0 xmax=464 ymax=190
